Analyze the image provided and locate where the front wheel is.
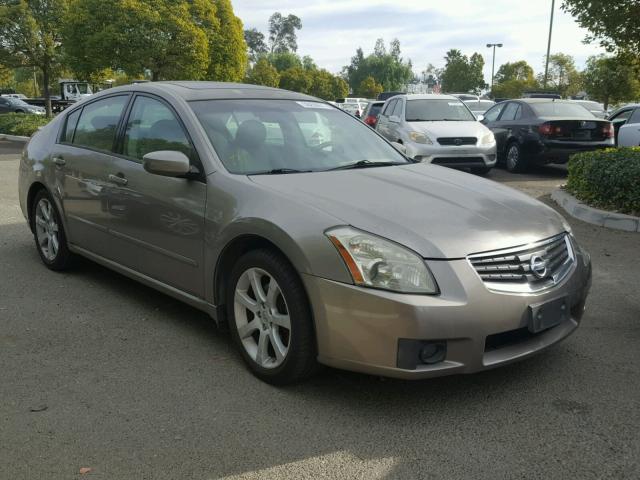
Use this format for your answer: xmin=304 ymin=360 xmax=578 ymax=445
xmin=227 ymin=249 xmax=317 ymax=385
xmin=505 ymin=142 xmax=527 ymax=173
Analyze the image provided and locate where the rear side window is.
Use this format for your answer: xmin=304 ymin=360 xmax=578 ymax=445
xmin=629 ymin=108 xmax=640 ymax=124
xmin=72 ymin=95 xmax=128 ymax=152
xmin=123 ymin=96 xmax=193 ymax=162
xmin=61 ymin=109 xmax=81 ymax=143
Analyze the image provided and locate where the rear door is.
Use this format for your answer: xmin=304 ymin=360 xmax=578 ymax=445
xmin=51 ymin=94 xmax=130 ymax=258
xmin=618 ymin=108 xmax=640 ymax=147
xmin=104 ymin=94 xmax=207 ymax=297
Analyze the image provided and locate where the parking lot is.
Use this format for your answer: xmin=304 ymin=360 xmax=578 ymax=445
xmin=1 ymin=139 xmax=638 ymax=479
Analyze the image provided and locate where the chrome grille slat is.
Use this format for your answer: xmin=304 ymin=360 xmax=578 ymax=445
xmin=468 ymin=233 xmax=575 ymax=293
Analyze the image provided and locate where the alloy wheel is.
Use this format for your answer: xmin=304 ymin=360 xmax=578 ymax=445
xmin=34 ymin=198 xmax=60 ymax=261
xmin=507 ymin=144 xmax=519 ymax=171
xmin=233 ymin=267 xmax=291 ymax=369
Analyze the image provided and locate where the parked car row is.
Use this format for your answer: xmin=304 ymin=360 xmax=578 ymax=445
xmin=0 ymin=96 xmax=45 ymax=115
xmin=362 ymin=93 xmax=616 ymax=174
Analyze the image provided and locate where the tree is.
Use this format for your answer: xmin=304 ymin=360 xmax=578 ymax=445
xmin=245 ymin=57 xmax=279 ymax=88
xmin=207 ymin=0 xmax=246 ymax=82
xmin=538 ymin=53 xmax=582 ymax=97
xmin=344 ymin=39 xmax=413 ymax=93
xmin=244 ymin=28 xmax=267 ymax=63
xmin=331 ymin=76 xmax=349 ymax=100
xmin=267 ymin=51 xmax=302 ymax=72
xmin=63 ymin=0 xmax=214 ymax=82
xmin=278 ymin=66 xmax=311 ymax=93
xmin=491 ymin=60 xmax=538 ymax=98
xmin=562 ymin=0 xmax=640 ymax=56
xmin=302 ymin=55 xmax=316 ymax=71
xmin=358 ymin=76 xmax=383 ymax=98
xmin=0 ymin=63 xmax=12 ymax=88
xmin=268 ymin=12 xmax=302 ymax=53
xmin=440 ymin=49 xmax=487 ymax=94
xmin=0 ymin=0 xmax=68 ymax=116
xmin=582 ymin=54 xmax=640 ymax=110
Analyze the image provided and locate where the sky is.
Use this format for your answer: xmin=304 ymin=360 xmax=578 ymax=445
xmin=234 ymin=0 xmax=605 ymax=83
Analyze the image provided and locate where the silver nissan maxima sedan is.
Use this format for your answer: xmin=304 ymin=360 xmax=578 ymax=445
xmin=18 ymin=82 xmax=592 ymax=384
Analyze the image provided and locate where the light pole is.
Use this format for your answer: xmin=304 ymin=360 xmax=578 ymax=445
xmin=486 ymin=43 xmax=503 ymax=93
xmin=543 ymin=0 xmax=556 ymax=89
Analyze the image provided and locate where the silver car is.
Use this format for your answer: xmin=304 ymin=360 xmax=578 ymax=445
xmin=18 ymin=82 xmax=592 ymax=384
xmin=375 ymin=94 xmax=497 ymax=174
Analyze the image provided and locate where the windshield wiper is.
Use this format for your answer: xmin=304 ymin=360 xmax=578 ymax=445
xmin=251 ymin=168 xmax=312 ymax=175
xmin=325 ymin=160 xmax=405 ymax=171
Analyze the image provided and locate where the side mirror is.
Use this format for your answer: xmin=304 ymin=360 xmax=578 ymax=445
xmin=142 ymin=150 xmax=191 ymax=177
xmin=476 ymin=114 xmax=485 ymax=122
xmin=391 ymin=142 xmax=407 ymax=154
xmin=389 ymin=115 xmax=400 ymax=123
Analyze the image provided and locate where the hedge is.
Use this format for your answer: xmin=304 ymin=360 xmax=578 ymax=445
xmin=567 ymin=147 xmax=640 ymax=216
xmin=0 ymin=113 xmax=51 ymax=137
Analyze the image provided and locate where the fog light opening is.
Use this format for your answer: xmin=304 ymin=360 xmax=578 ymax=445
xmin=419 ymin=342 xmax=447 ymax=364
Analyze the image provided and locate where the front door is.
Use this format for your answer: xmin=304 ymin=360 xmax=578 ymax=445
xmin=105 ymin=94 xmax=206 ymax=297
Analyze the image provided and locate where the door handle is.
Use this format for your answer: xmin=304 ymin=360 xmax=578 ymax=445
xmin=108 ymin=173 xmax=128 ymax=186
xmin=52 ymin=156 xmax=65 ymax=166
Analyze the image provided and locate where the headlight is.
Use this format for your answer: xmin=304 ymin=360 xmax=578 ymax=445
xmin=326 ymin=226 xmax=439 ymax=294
xmin=480 ymin=132 xmax=495 ymax=145
xmin=409 ymin=131 xmax=433 ymax=144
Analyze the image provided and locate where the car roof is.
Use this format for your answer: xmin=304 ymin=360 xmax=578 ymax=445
xmin=91 ymin=81 xmax=321 ymax=102
xmin=396 ymin=94 xmax=459 ymax=101
xmin=514 ymin=98 xmax=575 ymax=104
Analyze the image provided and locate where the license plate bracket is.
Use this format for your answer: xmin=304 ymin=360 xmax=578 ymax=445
xmin=528 ymin=296 xmax=570 ymax=333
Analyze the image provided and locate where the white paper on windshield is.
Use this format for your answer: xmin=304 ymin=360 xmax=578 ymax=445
xmin=448 ymin=102 xmax=464 ymax=106
xmin=296 ymin=101 xmax=333 ymax=109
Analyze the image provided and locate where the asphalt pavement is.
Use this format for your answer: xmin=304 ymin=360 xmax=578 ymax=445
xmin=1 ymin=140 xmax=638 ymax=479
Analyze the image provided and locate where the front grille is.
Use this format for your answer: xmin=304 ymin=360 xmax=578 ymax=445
xmin=468 ymin=233 xmax=575 ymax=293
xmin=432 ymin=157 xmax=484 ymax=165
xmin=437 ymin=137 xmax=477 ymax=146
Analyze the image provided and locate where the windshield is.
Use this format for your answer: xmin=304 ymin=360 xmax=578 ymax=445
xmin=190 ymin=99 xmax=409 ymax=174
xmin=405 ymin=99 xmax=475 ymax=121
xmin=531 ymin=102 xmax=595 ymax=118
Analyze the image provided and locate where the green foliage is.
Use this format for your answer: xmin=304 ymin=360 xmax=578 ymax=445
xmin=268 ymin=12 xmax=302 ymax=53
xmin=207 ymin=0 xmax=247 ymax=82
xmin=441 ymin=49 xmax=486 ymax=94
xmin=0 ymin=0 xmax=69 ymax=115
xmin=244 ymin=28 xmax=267 ymax=62
xmin=307 ymin=69 xmax=342 ymax=100
xmin=491 ymin=62 xmax=538 ymax=98
xmin=567 ymin=148 xmax=640 ymax=216
xmin=539 ymin=53 xmax=582 ymax=97
xmin=358 ymin=76 xmax=383 ymax=99
xmin=0 ymin=113 xmax=50 ymax=136
xmin=345 ymin=39 xmax=413 ymax=93
xmin=562 ymin=0 xmax=640 ymax=56
xmin=245 ymin=58 xmax=280 ymax=88
xmin=582 ymin=54 xmax=640 ymax=109
xmin=267 ymin=52 xmax=302 ymax=72
xmin=63 ymin=0 xmax=215 ymax=81
xmin=0 ymin=63 xmax=12 ymax=88
xmin=278 ymin=66 xmax=312 ymax=93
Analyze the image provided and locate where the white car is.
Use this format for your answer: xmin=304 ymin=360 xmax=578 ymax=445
xmin=375 ymin=94 xmax=497 ymax=175
xmin=608 ymin=104 xmax=640 ymax=146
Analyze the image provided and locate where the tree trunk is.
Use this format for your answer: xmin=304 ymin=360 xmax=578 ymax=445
xmin=603 ymin=95 xmax=609 ymax=112
xmin=152 ymin=71 xmax=159 ymax=82
xmin=42 ymin=65 xmax=52 ymax=118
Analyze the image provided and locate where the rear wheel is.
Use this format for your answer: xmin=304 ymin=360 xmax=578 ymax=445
xmin=227 ymin=249 xmax=317 ymax=385
xmin=31 ymin=189 xmax=74 ymax=270
xmin=505 ymin=142 xmax=527 ymax=173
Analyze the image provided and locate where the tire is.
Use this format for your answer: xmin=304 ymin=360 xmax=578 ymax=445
xmin=226 ymin=249 xmax=317 ymax=385
xmin=31 ymin=189 xmax=74 ymax=271
xmin=471 ymin=166 xmax=492 ymax=175
xmin=505 ymin=141 xmax=528 ymax=173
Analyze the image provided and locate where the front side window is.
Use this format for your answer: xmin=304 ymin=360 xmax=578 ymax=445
xmin=190 ymin=99 xmax=409 ymax=174
xmin=392 ymin=99 xmax=404 ymax=117
xmin=382 ymin=99 xmax=396 ymax=116
xmin=500 ymin=103 xmax=521 ymax=121
xmin=629 ymin=108 xmax=640 ymax=124
xmin=611 ymin=109 xmax=633 ymax=123
xmin=405 ymin=99 xmax=475 ymax=122
xmin=123 ymin=96 xmax=193 ymax=162
xmin=72 ymin=95 xmax=128 ymax=152
xmin=483 ymin=103 xmax=505 ymax=122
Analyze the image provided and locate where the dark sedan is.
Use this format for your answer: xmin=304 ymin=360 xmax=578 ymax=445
xmin=481 ymin=99 xmax=614 ymax=172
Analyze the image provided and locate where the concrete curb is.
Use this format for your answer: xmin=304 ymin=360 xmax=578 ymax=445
xmin=0 ymin=134 xmax=30 ymax=143
xmin=551 ymin=188 xmax=640 ymax=233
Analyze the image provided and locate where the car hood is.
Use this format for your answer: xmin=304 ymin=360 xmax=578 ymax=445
xmin=249 ymin=163 xmax=567 ymax=259
xmin=409 ymin=121 xmax=489 ymax=140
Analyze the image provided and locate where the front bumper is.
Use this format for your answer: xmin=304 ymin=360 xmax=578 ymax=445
xmin=302 ymin=244 xmax=591 ymax=379
xmin=408 ymin=142 xmax=497 ymax=169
